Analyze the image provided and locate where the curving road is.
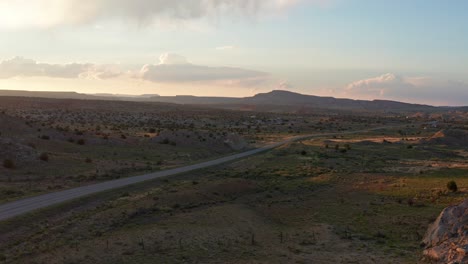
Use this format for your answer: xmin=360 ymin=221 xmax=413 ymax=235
xmin=0 ymin=126 xmax=403 ymax=222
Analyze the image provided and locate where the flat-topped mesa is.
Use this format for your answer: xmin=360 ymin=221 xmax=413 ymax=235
xmin=422 ymin=199 xmax=468 ymax=263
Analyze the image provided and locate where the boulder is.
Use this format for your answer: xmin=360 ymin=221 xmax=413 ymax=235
xmin=422 ymin=199 xmax=468 ymax=263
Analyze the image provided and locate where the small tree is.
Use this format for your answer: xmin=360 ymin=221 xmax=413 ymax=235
xmin=77 ymin=139 xmax=85 ymax=145
xmin=39 ymin=152 xmax=49 ymax=162
xmin=447 ymin=181 xmax=458 ymax=192
xmin=3 ymin=159 xmax=15 ymax=169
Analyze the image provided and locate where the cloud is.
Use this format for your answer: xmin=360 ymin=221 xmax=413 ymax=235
xmin=345 ymin=73 xmax=407 ymax=97
xmin=216 ymin=45 xmax=236 ymax=50
xmin=0 ymin=54 xmax=270 ymax=89
xmin=0 ymin=0 xmax=313 ymax=29
xmin=158 ymin=53 xmax=190 ymax=65
xmin=0 ymin=57 xmax=121 ymax=80
xmin=139 ymin=53 xmax=268 ymax=83
xmin=345 ymin=73 xmax=468 ymax=106
xmin=278 ymin=81 xmax=294 ymax=90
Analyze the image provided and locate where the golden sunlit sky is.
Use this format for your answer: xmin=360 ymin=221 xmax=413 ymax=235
xmin=0 ymin=0 xmax=467 ymax=105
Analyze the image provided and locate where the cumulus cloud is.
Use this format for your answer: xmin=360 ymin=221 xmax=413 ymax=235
xmin=0 ymin=0 xmax=313 ymax=29
xmin=345 ymin=73 xmax=468 ymax=106
xmin=158 ymin=53 xmax=190 ymax=65
xmin=346 ymin=73 xmax=407 ymax=97
xmin=139 ymin=53 xmax=268 ymax=83
xmin=0 ymin=54 xmax=269 ymax=88
xmin=0 ymin=57 xmax=121 ymax=80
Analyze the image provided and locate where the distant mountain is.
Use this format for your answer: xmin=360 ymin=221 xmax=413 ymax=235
xmin=93 ymin=93 xmax=160 ymax=98
xmin=144 ymin=90 xmax=438 ymax=112
xmin=0 ymin=90 xmax=119 ymax=100
xmin=0 ymin=90 xmax=161 ymax=100
xmin=1 ymin=89 xmax=465 ymax=113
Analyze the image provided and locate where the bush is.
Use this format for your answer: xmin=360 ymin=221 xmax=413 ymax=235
xmin=301 ymin=150 xmax=307 ymax=156
xmin=85 ymin=157 xmax=92 ymax=163
xmin=3 ymin=159 xmax=15 ymax=169
xmin=39 ymin=152 xmax=49 ymax=162
xmin=447 ymin=181 xmax=458 ymax=192
xmin=40 ymin=135 xmax=50 ymax=140
xmin=77 ymin=139 xmax=85 ymax=145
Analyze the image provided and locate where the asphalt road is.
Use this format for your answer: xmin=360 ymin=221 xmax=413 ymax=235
xmin=0 ymin=126 xmax=402 ymax=222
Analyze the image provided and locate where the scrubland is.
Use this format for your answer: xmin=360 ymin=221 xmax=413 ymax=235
xmin=0 ymin=97 xmax=467 ymax=263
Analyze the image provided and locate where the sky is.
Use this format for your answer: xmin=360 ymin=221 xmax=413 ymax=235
xmin=0 ymin=0 xmax=467 ymax=106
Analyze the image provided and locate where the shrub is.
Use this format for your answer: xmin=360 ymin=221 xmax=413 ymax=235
xmin=39 ymin=152 xmax=49 ymax=162
xmin=85 ymin=157 xmax=92 ymax=163
xmin=40 ymin=135 xmax=50 ymax=140
xmin=301 ymin=150 xmax=307 ymax=156
xmin=148 ymin=128 xmax=156 ymax=133
xmin=447 ymin=181 xmax=458 ymax=192
xmin=77 ymin=139 xmax=85 ymax=145
xmin=3 ymin=159 xmax=15 ymax=169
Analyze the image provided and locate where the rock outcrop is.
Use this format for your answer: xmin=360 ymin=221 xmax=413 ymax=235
xmin=423 ymin=129 xmax=468 ymax=147
xmin=422 ymin=199 xmax=468 ymax=263
xmin=0 ymin=138 xmax=37 ymax=163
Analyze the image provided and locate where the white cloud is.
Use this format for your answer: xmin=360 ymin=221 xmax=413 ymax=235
xmin=278 ymin=81 xmax=294 ymax=90
xmin=216 ymin=45 xmax=236 ymax=50
xmin=345 ymin=73 xmax=407 ymax=97
xmin=0 ymin=54 xmax=270 ymax=88
xmin=0 ymin=0 xmax=313 ymax=29
xmin=158 ymin=53 xmax=190 ymax=65
xmin=139 ymin=53 xmax=268 ymax=83
xmin=0 ymin=57 xmax=121 ymax=80
xmin=345 ymin=73 xmax=468 ymax=106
